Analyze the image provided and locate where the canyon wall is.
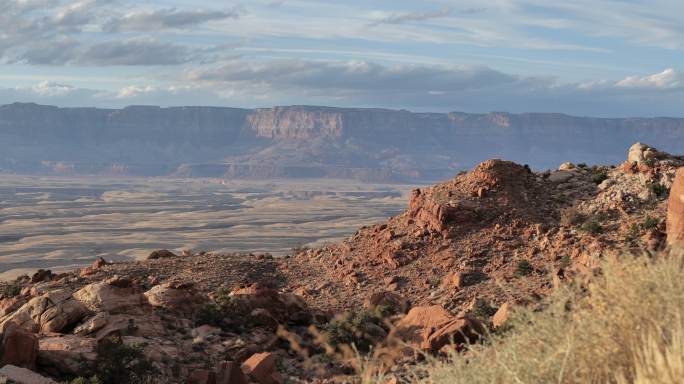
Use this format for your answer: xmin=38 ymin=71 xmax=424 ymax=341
xmin=2 ymin=102 xmax=684 ymax=181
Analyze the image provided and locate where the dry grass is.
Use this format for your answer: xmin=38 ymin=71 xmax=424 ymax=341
xmin=420 ymin=251 xmax=684 ymax=384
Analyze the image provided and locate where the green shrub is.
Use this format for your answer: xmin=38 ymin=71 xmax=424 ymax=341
xmin=195 ymin=304 xmax=224 ymax=327
xmin=322 ymin=308 xmax=388 ymax=353
xmin=625 ymin=223 xmax=642 ymax=244
xmin=642 ymin=216 xmax=659 ymax=230
xmin=579 ymin=220 xmax=602 ymax=235
xmin=2 ymin=285 xmax=21 ymax=298
xmin=470 ymin=299 xmax=498 ymax=320
xmin=514 ymin=260 xmax=534 ymax=277
xmin=643 ymin=157 xmax=657 ymax=167
xmin=577 ymin=163 xmax=588 ymax=169
xmin=591 ymin=168 xmax=609 ymax=185
xmin=648 ymin=182 xmax=668 ymax=198
xmin=92 ymin=340 xmax=155 ymax=384
xmin=194 ymin=288 xmax=244 ymax=330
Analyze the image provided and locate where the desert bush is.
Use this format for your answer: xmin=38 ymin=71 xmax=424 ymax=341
xmin=91 ymin=339 xmax=156 ymax=384
xmin=195 ymin=303 xmax=225 ymax=327
xmin=470 ymin=298 xmax=498 ymax=320
xmin=420 ymin=252 xmax=684 ymax=384
xmin=648 ymin=182 xmax=668 ymax=198
xmin=625 ymin=223 xmax=642 ymax=243
xmin=322 ymin=308 xmax=388 ymax=353
xmin=591 ymin=167 xmax=609 ymax=185
xmin=642 ymin=157 xmax=657 ymax=168
xmin=642 ymin=216 xmax=659 ymax=230
xmin=514 ymin=260 xmax=534 ymax=277
xmin=2 ymin=284 xmax=21 ymax=298
xmin=579 ymin=219 xmax=602 ymax=235
xmin=194 ymin=288 xmax=243 ymax=329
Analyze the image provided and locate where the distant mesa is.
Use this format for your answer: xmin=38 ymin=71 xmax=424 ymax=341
xmin=2 ymin=103 xmax=684 ymax=181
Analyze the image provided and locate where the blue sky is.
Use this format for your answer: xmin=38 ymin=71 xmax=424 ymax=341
xmin=1 ymin=0 xmax=683 ymax=116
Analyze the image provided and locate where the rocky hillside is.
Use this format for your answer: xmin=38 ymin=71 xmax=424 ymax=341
xmin=3 ymin=103 xmax=684 ymax=181
xmin=0 ymin=143 xmax=682 ymax=384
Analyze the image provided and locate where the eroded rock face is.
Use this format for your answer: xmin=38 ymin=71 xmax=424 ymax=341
xmin=667 ymin=168 xmax=684 ymax=248
xmin=73 ymin=279 xmax=148 ymax=314
xmin=0 ymin=364 xmax=57 ymax=384
xmin=628 ymin=142 xmax=667 ymax=164
xmin=38 ymin=336 xmax=97 ymax=376
xmin=0 ymin=290 xmax=89 ymax=334
xmin=0 ymin=322 xmax=38 ymax=369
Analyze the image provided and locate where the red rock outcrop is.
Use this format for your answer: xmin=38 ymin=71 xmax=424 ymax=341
xmin=0 ymin=322 xmax=38 ymax=369
xmin=241 ymin=352 xmax=283 ymax=384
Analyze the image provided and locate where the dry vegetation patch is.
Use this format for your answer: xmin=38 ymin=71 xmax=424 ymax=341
xmin=419 ymin=252 xmax=684 ymax=384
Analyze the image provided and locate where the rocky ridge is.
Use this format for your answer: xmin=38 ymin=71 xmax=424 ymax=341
xmin=0 ymin=143 xmax=682 ymax=383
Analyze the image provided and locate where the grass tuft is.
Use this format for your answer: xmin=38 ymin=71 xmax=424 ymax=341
xmin=420 ymin=251 xmax=684 ymax=384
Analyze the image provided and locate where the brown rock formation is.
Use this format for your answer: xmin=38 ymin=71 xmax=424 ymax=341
xmin=241 ymin=352 xmax=283 ymax=384
xmin=0 ymin=322 xmax=38 ymax=369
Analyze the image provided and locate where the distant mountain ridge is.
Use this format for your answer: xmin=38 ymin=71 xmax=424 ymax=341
xmin=2 ymin=102 xmax=684 ymax=181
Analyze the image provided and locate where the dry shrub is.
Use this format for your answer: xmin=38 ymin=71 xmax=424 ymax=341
xmin=421 ymin=251 xmax=684 ymax=384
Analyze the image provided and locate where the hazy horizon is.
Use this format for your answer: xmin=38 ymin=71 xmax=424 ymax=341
xmin=7 ymin=101 xmax=684 ymax=119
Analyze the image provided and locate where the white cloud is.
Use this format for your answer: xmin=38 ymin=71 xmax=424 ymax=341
xmin=3 ymin=66 xmax=684 ymax=117
xmin=26 ymin=81 xmax=77 ymax=96
xmin=616 ymin=68 xmax=684 ymax=90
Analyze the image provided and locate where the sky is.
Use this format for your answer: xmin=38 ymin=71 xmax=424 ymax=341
xmin=0 ymin=0 xmax=683 ymax=116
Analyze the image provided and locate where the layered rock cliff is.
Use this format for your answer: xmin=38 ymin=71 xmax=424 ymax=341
xmin=2 ymin=102 xmax=684 ymax=181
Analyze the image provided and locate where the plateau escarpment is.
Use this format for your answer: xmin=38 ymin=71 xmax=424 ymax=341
xmin=3 ymin=103 xmax=684 ymax=181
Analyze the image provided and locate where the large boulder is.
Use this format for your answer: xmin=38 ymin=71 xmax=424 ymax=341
xmin=0 ymin=296 xmax=28 ymax=317
xmin=0 ymin=322 xmax=38 ymax=369
xmin=628 ymin=142 xmax=667 ymax=165
xmin=393 ymin=305 xmax=453 ymax=345
xmin=37 ymin=335 xmax=97 ymax=376
xmin=668 ymin=168 xmax=684 ymax=248
xmin=147 ymin=249 xmax=178 ymax=260
xmin=393 ymin=305 xmax=484 ymax=353
xmin=421 ymin=316 xmax=485 ymax=353
xmin=74 ymin=313 xmax=165 ymax=339
xmin=241 ymin=352 xmax=283 ymax=384
xmin=0 ymin=290 xmax=89 ymax=334
xmin=144 ymin=281 xmax=206 ymax=314
xmin=73 ymin=278 xmax=148 ymax=314
xmin=0 ymin=365 xmax=57 ymax=384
